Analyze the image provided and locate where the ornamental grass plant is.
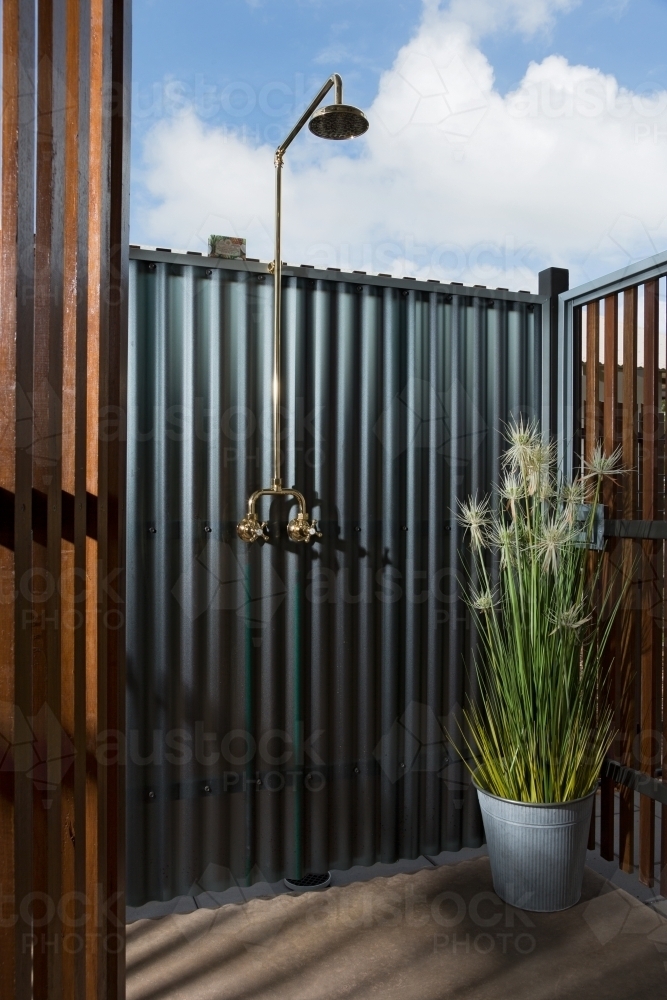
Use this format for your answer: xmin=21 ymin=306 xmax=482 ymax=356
xmin=456 ymin=419 xmax=621 ymax=804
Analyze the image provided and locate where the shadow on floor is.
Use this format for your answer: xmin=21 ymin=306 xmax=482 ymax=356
xmin=126 ymin=856 xmax=667 ymax=1000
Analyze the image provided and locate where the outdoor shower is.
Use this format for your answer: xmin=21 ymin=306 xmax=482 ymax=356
xmin=237 ymin=73 xmax=369 ymax=543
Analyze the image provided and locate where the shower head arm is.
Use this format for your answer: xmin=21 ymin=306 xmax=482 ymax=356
xmin=276 ymin=73 xmax=342 ymax=159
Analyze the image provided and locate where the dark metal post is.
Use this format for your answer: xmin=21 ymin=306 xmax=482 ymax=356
xmin=538 ymin=267 xmax=569 ymax=441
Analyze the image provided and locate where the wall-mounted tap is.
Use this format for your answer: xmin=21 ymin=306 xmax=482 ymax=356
xmin=237 ymin=483 xmax=322 ymax=545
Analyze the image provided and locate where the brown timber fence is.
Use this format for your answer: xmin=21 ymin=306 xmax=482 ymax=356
xmin=0 ymin=1 xmax=131 ymax=998
xmin=558 ymin=252 xmax=667 ymax=894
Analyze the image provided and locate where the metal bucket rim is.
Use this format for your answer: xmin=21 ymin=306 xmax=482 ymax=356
xmin=472 ymin=771 xmax=597 ymax=809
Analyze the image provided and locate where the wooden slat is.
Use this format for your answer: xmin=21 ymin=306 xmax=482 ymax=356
xmin=33 ymin=0 xmax=52 ymax=977
xmin=656 ymin=392 xmax=667 ymax=896
xmin=90 ymin=1 xmax=106 ymax=992
xmin=85 ymin=534 xmax=99 ymax=999
xmin=45 ymin=3 xmax=68 ymax=994
xmin=87 ymin=0 xmax=102 ymax=502
xmin=600 ymin=294 xmax=620 ymax=862
xmin=73 ymin=3 xmax=94 ymax=999
xmin=584 ymin=302 xmax=600 ymax=852
xmin=656 ymin=374 xmax=667 ymax=895
xmin=663 ymin=587 xmax=667 ymax=897
xmin=0 ymin=2 xmax=20 ymax=996
xmin=61 ymin=0 xmax=81 ymax=994
xmin=14 ymin=3 xmax=38 ymax=997
xmin=618 ymin=287 xmax=638 ymax=873
xmin=573 ymin=305 xmax=584 ymax=472
xmin=585 ymin=301 xmax=601 ymax=464
xmin=86 ymin=1 xmax=103 ymax=994
xmin=98 ymin=1 xmax=131 ymax=990
xmin=0 ymin=2 xmax=130 ymax=996
xmin=639 ymin=280 xmax=660 ymax=886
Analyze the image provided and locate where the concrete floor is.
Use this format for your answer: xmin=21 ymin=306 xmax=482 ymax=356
xmin=126 ymin=857 xmax=667 ymax=1000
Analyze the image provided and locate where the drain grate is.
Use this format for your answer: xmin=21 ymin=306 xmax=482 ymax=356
xmin=284 ymin=872 xmax=331 ymax=891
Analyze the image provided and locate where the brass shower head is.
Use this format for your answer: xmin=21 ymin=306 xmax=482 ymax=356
xmin=308 ymin=104 xmax=369 ymax=140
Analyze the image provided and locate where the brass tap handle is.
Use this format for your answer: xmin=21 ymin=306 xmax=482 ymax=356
xmin=286 ymin=513 xmax=322 ymax=544
xmin=237 ymin=514 xmax=269 ymax=544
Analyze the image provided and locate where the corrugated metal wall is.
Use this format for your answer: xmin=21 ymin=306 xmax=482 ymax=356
xmin=126 ymin=249 xmax=547 ymax=905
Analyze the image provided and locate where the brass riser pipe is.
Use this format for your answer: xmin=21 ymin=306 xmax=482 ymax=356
xmin=237 ymin=73 xmax=351 ymax=545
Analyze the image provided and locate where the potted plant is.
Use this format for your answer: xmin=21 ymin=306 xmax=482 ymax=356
xmin=455 ymin=419 xmax=620 ymax=912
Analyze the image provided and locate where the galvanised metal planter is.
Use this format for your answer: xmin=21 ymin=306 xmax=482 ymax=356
xmin=474 ymin=778 xmax=595 ymax=912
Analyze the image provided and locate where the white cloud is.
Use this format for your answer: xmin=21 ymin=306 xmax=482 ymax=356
xmin=426 ymin=0 xmax=581 ymax=39
xmin=133 ymin=0 xmax=667 ymax=290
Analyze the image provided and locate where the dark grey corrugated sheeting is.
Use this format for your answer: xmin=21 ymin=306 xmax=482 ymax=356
xmin=126 ymin=249 xmax=547 ymax=905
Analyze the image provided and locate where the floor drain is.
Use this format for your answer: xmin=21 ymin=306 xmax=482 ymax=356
xmin=284 ymin=872 xmax=331 ymax=891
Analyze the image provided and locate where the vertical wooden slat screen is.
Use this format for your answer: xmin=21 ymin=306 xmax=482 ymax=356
xmin=580 ymin=275 xmax=667 ymax=893
xmin=0 ymin=2 xmax=130 ymax=998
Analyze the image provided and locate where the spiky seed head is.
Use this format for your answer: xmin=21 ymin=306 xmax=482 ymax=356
xmin=527 ymin=439 xmax=555 ymax=496
xmin=499 ymin=472 xmax=524 ymax=502
xmin=534 ymin=514 xmax=575 ymax=573
xmin=548 ymin=603 xmax=592 ymax=633
xmin=560 ymin=479 xmax=586 ymax=506
xmin=584 ymin=443 xmax=626 ymax=480
xmin=536 ymin=475 xmax=555 ymax=502
xmin=457 ymin=495 xmax=491 ymax=551
xmin=499 ymin=472 xmax=524 ymax=518
xmin=491 ymin=519 xmax=515 ymax=568
xmin=471 ymin=588 xmax=495 ymax=613
xmin=560 ymin=478 xmax=586 ymax=524
xmin=502 ymin=417 xmax=542 ymax=472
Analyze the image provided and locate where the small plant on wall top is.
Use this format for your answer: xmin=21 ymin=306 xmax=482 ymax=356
xmin=456 ymin=418 xmax=622 ymax=805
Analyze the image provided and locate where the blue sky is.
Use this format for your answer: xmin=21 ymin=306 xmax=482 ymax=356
xmin=131 ymin=1 xmax=422 ymax=131
xmin=483 ymin=1 xmax=667 ymax=94
xmin=132 ymin=1 xmax=667 ymax=156
xmin=131 ymin=1 xmax=667 ymax=288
